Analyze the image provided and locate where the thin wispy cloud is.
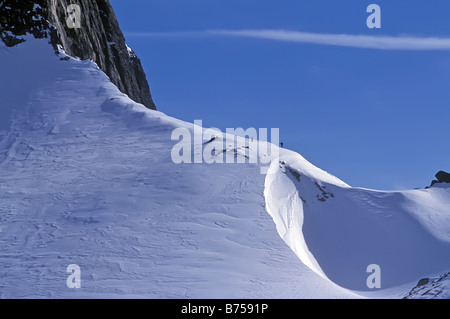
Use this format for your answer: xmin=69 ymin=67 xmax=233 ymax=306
xmin=125 ymin=29 xmax=450 ymax=51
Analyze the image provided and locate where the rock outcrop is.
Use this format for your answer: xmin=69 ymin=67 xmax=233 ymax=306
xmin=0 ymin=0 xmax=156 ymax=110
xmin=429 ymin=170 xmax=450 ymax=187
xmin=0 ymin=1 xmax=53 ymax=46
xmin=404 ymin=273 xmax=450 ymax=299
xmin=436 ymin=171 xmax=450 ymax=183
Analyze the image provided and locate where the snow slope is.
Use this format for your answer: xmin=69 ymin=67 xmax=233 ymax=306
xmin=1 ymin=37 xmax=449 ymax=299
xmin=0 ymin=38 xmax=356 ymax=298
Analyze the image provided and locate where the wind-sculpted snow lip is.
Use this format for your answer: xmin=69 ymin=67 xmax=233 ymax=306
xmin=264 ymin=152 xmax=450 ymax=292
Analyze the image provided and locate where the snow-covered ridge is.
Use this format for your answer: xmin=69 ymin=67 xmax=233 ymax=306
xmin=1 ymin=37 xmax=450 ymax=298
xmin=0 ymin=37 xmax=356 ymax=298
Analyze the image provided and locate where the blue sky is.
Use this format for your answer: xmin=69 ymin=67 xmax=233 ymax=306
xmin=110 ymin=0 xmax=450 ymax=190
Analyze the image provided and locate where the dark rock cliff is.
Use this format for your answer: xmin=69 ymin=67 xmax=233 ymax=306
xmin=436 ymin=171 xmax=450 ymax=183
xmin=429 ymin=170 xmax=450 ymax=188
xmin=0 ymin=0 xmax=156 ymax=110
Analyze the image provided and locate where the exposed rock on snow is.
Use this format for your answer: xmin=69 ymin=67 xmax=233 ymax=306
xmin=404 ymin=273 xmax=450 ymax=299
xmin=436 ymin=171 xmax=450 ymax=183
xmin=0 ymin=1 xmax=53 ymax=46
xmin=429 ymin=170 xmax=450 ymax=187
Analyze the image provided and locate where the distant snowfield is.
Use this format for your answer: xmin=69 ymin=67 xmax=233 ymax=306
xmin=0 ymin=38 xmax=449 ymax=299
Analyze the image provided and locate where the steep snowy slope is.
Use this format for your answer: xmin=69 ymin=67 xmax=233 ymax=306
xmin=0 ymin=38 xmax=356 ymax=298
xmin=1 ymin=37 xmax=450 ymax=299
